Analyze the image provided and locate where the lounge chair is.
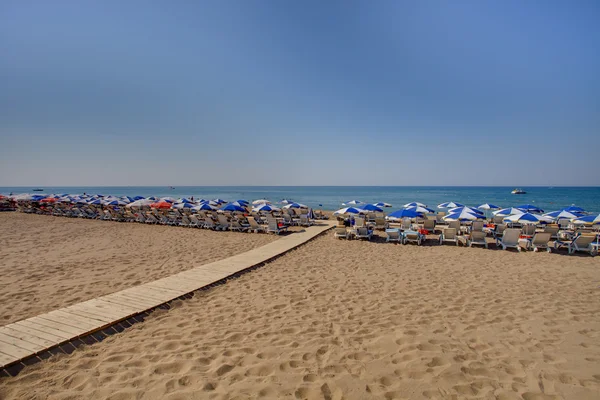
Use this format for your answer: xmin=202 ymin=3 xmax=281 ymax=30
xmin=354 ymin=217 xmax=366 ymax=228
xmin=497 ymin=228 xmax=522 ymax=252
xmin=521 ymin=224 xmax=536 ymax=237
xmin=385 ymin=229 xmax=401 ymax=242
xmin=492 ymin=224 xmax=507 ymax=241
xmin=299 ymin=215 xmax=313 ymax=227
xmin=374 ymin=217 xmax=389 ymax=230
xmin=468 ymin=231 xmax=488 ymax=248
xmin=439 ymin=228 xmax=459 ymax=246
xmin=423 ymin=219 xmax=436 ymax=233
xmin=566 ymin=234 xmax=598 ymax=256
xmin=448 ymin=220 xmax=461 ymax=232
xmin=179 ymin=215 xmax=191 ymax=227
xmin=543 ymin=225 xmax=559 ymax=240
xmin=247 ymin=217 xmax=265 ymax=233
xmin=493 ymin=215 xmax=505 ymax=225
xmin=436 ymin=212 xmax=446 ymax=223
xmin=403 ymin=230 xmax=424 ymax=245
xmin=188 ymin=214 xmax=201 ymax=228
xmin=471 ymin=221 xmax=484 ymax=232
xmin=558 ymin=219 xmax=571 ymax=230
xmin=202 ymin=218 xmax=216 ymax=230
xmin=334 ymin=227 xmax=348 ymax=239
xmin=267 ymin=219 xmax=287 ymax=235
xmin=528 ymin=232 xmax=552 ymax=252
xmin=216 ymin=214 xmax=231 ymax=230
xmin=400 ymin=218 xmax=412 ymax=232
xmin=355 ymin=227 xmax=373 ymax=240
xmin=230 ymin=220 xmax=248 ymax=232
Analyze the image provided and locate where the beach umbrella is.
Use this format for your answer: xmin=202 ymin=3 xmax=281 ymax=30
xmin=159 ymin=197 xmax=177 ymax=203
xmin=104 ymin=199 xmax=128 ymax=206
xmin=220 ymin=203 xmax=246 ymax=212
xmin=252 ymin=199 xmax=270 ymax=205
xmin=504 ymin=213 xmax=552 ymax=224
xmin=280 ymin=199 xmax=293 ymax=205
xmin=405 ymin=205 xmax=435 ymax=214
xmin=147 ymin=196 xmax=158 ymax=201
xmin=229 ymin=201 xmax=248 ymax=208
xmin=252 ymin=204 xmax=281 ymax=213
xmin=307 ymin=208 xmax=315 ymax=219
xmin=236 ymin=199 xmax=249 ymax=205
xmin=175 ymin=198 xmax=192 ymax=204
xmin=403 ymin=202 xmax=427 ymax=208
xmin=438 ymin=202 xmax=464 ymax=209
xmin=212 ymin=198 xmax=227 ymax=204
xmin=343 ymin=200 xmax=363 ymax=206
xmin=516 ymin=204 xmax=544 ymax=213
xmin=192 ymin=203 xmax=217 ymax=211
xmin=493 ymin=207 xmax=525 ymax=216
xmin=333 ymin=207 xmax=366 ymax=216
xmin=373 ymin=202 xmax=392 ymax=208
xmin=562 ymin=205 xmax=586 ymax=213
xmin=173 ymin=202 xmax=195 ymax=209
xmin=443 ymin=209 xmax=485 ymax=221
xmin=283 ymin=202 xmax=308 ymax=209
xmin=448 ymin=206 xmax=484 ymax=215
xmin=571 ymin=214 xmax=600 ymax=225
xmin=361 ymin=204 xmax=383 ymax=212
xmin=200 ymin=200 xmax=220 ymax=206
xmin=87 ymin=199 xmax=103 ymax=205
xmin=133 ymin=196 xmax=145 ymax=200
xmin=387 ymin=209 xmax=421 ymax=220
xmin=477 ymin=203 xmax=500 ymax=210
xmin=127 ymin=198 xmax=154 ymax=207
xmin=543 ymin=210 xmax=582 ymax=221
xmin=31 ymin=195 xmax=46 ymax=201
xmin=151 ymin=201 xmax=172 ymax=209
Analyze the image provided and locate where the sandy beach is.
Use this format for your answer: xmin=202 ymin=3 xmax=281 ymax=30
xmin=1 ymin=215 xmax=600 ymax=399
xmin=0 ymin=213 xmax=277 ymax=325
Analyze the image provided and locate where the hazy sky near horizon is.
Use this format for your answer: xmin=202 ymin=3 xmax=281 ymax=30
xmin=1 ymin=0 xmax=598 ymax=186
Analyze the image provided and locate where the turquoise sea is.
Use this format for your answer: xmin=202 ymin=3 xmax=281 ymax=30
xmin=1 ymin=186 xmax=599 ymax=214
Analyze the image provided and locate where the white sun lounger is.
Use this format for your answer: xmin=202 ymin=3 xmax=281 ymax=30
xmin=403 ymin=230 xmax=424 ymax=245
xmin=567 ymin=234 xmax=598 ymax=256
xmin=497 ymin=228 xmax=522 ymax=251
xmin=439 ymin=228 xmax=458 ymax=246
xmin=355 ymin=227 xmax=372 ymax=240
xmin=528 ymin=232 xmax=552 ymax=252
xmin=385 ymin=229 xmax=401 ymax=242
xmin=248 ymin=217 xmax=265 ymax=233
xmin=468 ymin=231 xmax=488 ymax=248
xmin=334 ymin=227 xmax=348 ymax=239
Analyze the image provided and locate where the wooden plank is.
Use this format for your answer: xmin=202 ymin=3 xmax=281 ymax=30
xmin=146 ymin=280 xmax=196 ymax=293
xmin=116 ymin=287 xmax=173 ymax=303
xmin=127 ymin=286 xmax=180 ymax=302
xmin=0 ymin=324 xmax=60 ymax=348
xmin=62 ymin=304 xmax=118 ymax=323
xmin=100 ymin=293 xmax=156 ymax=310
xmin=51 ymin=310 xmax=106 ymax=330
xmin=0 ymin=339 xmax=32 ymax=359
xmin=0 ymin=351 xmax=16 ymax=367
xmin=85 ymin=299 xmax=140 ymax=318
xmin=0 ymin=331 xmax=47 ymax=353
xmin=27 ymin=316 xmax=89 ymax=337
xmin=1 ymin=323 xmax=64 ymax=344
xmin=16 ymin=320 xmax=73 ymax=341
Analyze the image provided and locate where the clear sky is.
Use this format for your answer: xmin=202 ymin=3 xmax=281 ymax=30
xmin=1 ymin=0 xmax=598 ymax=186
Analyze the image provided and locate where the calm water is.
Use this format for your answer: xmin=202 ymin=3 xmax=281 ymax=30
xmin=1 ymin=186 xmax=599 ymax=214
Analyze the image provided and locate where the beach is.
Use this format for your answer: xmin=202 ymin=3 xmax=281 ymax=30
xmin=1 ymin=214 xmax=599 ymax=399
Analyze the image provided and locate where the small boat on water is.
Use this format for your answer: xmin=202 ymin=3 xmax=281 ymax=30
xmin=511 ymin=188 xmax=526 ymax=194
xmin=32 ymin=188 xmax=44 ymax=192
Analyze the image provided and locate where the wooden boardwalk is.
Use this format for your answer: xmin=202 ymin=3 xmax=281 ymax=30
xmin=0 ymin=221 xmax=336 ymax=376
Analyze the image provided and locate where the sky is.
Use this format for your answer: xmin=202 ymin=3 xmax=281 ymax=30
xmin=1 ymin=0 xmax=598 ymax=186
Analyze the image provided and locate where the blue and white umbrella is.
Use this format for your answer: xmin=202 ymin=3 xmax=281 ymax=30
xmin=438 ymin=202 xmax=464 ymax=209
xmin=173 ymin=202 xmax=194 ymax=209
xmin=571 ymin=214 xmax=600 ymax=225
xmin=543 ymin=210 xmax=582 ymax=220
xmin=493 ymin=207 xmax=525 ymax=216
xmin=562 ymin=205 xmax=586 ymax=213
xmin=229 ymin=201 xmax=248 ymax=208
xmin=120 ymin=196 xmax=135 ymax=203
xmin=220 ymin=203 xmax=246 ymax=212
xmin=477 ymin=203 xmax=500 ymax=210
xmin=175 ymin=198 xmax=192 ymax=204
xmin=126 ymin=198 xmax=154 ymax=207
xmin=192 ymin=203 xmax=217 ymax=211
xmin=333 ymin=207 xmax=366 ymax=216
xmin=343 ymin=200 xmax=363 ymax=206
xmin=160 ymin=197 xmax=177 ymax=203
xmin=448 ymin=206 xmax=484 ymax=215
xmin=252 ymin=204 xmax=281 ymax=213
xmin=212 ymin=198 xmax=227 ymax=204
xmin=361 ymin=204 xmax=383 ymax=212
xmin=283 ymin=202 xmax=308 ymax=209
xmin=200 ymin=200 xmax=220 ymax=206
xmin=387 ymin=209 xmax=421 ymax=220
xmin=504 ymin=213 xmax=552 ymax=224
xmin=280 ymin=199 xmax=293 ymax=205
xmin=403 ymin=202 xmax=427 ymax=208
xmin=516 ymin=204 xmax=544 ymax=213
xmin=133 ymin=196 xmax=145 ymax=200
xmin=443 ymin=209 xmax=485 ymax=221
xmin=405 ymin=205 xmax=435 ymax=214
xmin=252 ymin=199 xmax=271 ymax=205
xmin=87 ymin=199 xmax=103 ymax=205
xmin=373 ymin=202 xmax=392 ymax=208
xmin=236 ymin=199 xmax=249 ymax=205
xmin=103 ymin=199 xmax=127 ymax=206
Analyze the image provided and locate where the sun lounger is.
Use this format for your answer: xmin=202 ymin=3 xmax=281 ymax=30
xmin=202 ymin=218 xmax=216 ymax=230
xmin=334 ymin=227 xmax=348 ymax=239
xmin=468 ymin=231 xmax=488 ymax=248
xmin=521 ymin=224 xmax=536 ymax=237
xmin=374 ymin=217 xmax=388 ymax=230
xmin=439 ymin=228 xmax=459 ymax=246
xmin=248 ymin=217 xmax=265 ymax=233
xmin=400 ymin=218 xmax=412 ymax=232
xmin=448 ymin=220 xmax=460 ymax=232
xmin=492 ymin=224 xmax=506 ymax=241
xmin=216 ymin=214 xmax=231 ymax=230
xmin=299 ymin=215 xmax=314 ymax=227
xmin=423 ymin=219 xmax=436 ymax=233
xmin=385 ymin=229 xmax=401 ymax=242
xmin=403 ymin=230 xmax=424 ymax=245
xmin=567 ymin=234 xmax=598 ymax=256
xmin=470 ymin=221 xmax=484 ymax=232
xmin=230 ymin=220 xmax=248 ymax=232
xmin=527 ymin=232 xmax=552 ymax=252
xmin=267 ymin=219 xmax=287 ymax=235
xmin=355 ymin=227 xmax=373 ymax=240
xmin=543 ymin=225 xmax=559 ymax=240
xmin=497 ymin=228 xmax=522 ymax=251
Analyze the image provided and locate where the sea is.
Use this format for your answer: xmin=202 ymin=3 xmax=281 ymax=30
xmin=1 ymin=186 xmax=599 ymax=214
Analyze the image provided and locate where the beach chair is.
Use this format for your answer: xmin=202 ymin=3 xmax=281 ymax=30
xmin=439 ymin=228 xmax=459 ymax=246
xmin=423 ymin=219 xmax=436 ymax=233
xmin=521 ymin=224 xmax=536 ymax=237
xmin=188 ymin=214 xmax=201 ymax=228
xmin=558 ymin=219 xmax=571 ymax=230
xmin=403 ymin=230 xmax=424 ymax=245
xmin=334 ymin=227 xmax=348 ymax=239
xmin=230 ymin=220 xmax=248 ymax=232
xmin=448 ymin=220 xmax=460 ymax=232
xmin=497 ymin=228 xmax=522 ymax=252
xmin=436 ymin=212 xmax=446 ymax=223
xmin=567 ymin=234 xmax=598 ymax=256
xmin=528 ymin=232 xmax=552 ymax=252
xmin=144 ymin=212 xmax=159 ymax=224
xmin=299 ymin=215 xmax=314 ymax=227
xmin=374 ymin=217 xmax=388 ymax=230
xmin=468 ymin=231 xmax=488 ymax=248
xmin=400 ymin=218 xmax=412 ymax=232
xmin=493 ymin=215 xmax=505 ymax=224
xmin=202 ymin=218 xmax=216 ymax=230
xmin=216 ymin=214 xmax=231 ymax=230
xmin=248 ymin=217 xmax=266 ymax=233
xmin=282 ymin=214 xmax=294 ymax=226
xmin=267 ymin=219 xmax=287 ymax=235
xmin=355 ymin=227 xmax=373 ymax=240
xmin=385 ymin=229 xmax=401 ymax=242
xmin=492 ymin=224 xmax=507 ymax=241
xmin=179 ymin=215 xmax=191 ymax=227
xmin=354 ymin=217 xmax=366 ymax=228
xmin=471 ymin=221 xmax=484 ymax=232
xmin=543 ymin=225 xmax=559 ymax=240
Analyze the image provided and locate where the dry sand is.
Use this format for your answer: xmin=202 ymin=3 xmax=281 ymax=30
xmin=0 ymin=213 xmax=276 ymax=325
xmin=1 ymin=222 xmax=600 ymax=399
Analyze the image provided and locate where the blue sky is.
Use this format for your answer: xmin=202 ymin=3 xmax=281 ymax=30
xmin=1 ymin=0 xmax=598 ymax=186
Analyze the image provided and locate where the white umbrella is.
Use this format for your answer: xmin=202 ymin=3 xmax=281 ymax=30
xmin=343 ymin=200 xmax=363 ymax=206
xmin=126 ymin=199 xmax=154 ymax=207
xmin=252 ymin=199 xmax=271 ymax=205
